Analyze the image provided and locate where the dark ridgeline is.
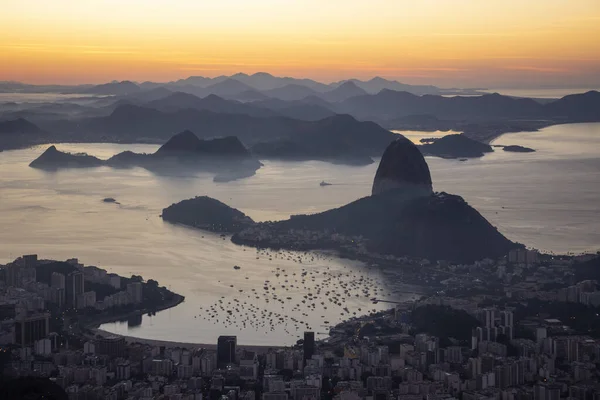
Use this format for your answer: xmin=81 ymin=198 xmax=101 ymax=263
xmin=262 ymin=83 xmax=320 ymax=101
xmin=15 ymin=82 xmax=599 ymax=165
xmin=337 ymin=90 xmax=546 ymax=121
xmin=145 ymin=92 xmax=276 ymax=117
xmin=250 ymin=97 xmax=335 ymax=121
xmin=217 ymin=336 xmax=237 ymax=368
xmin=0 ymin=118 xmax=47 ymax=151
xmin=303 ymin=331 xmax=315 ymax=362
xmin=320 ymin=81 xmax=369 ymax=103
xmin=544 ymin=90 xmax=600 ymax=121
xmin=0 ymin=117 xmax=42 ymax=135
xmin=82 ymin=80 xmax=141 ymax=95
xmin=203 ymin=78 xmax=256 ymax=97
xmin=46 ymin=104 xmax=396 ymax=164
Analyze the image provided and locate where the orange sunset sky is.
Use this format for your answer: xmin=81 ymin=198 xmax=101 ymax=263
xmin=1 ymin=0 xmax=599 ymax=88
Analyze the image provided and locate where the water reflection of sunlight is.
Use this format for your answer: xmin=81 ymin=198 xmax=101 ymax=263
xmin=391 ymin=129 xmax=461 ymax=144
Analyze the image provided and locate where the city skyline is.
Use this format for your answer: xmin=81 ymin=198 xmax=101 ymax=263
xmin=1 ymin=0 xmax=599 ymax=88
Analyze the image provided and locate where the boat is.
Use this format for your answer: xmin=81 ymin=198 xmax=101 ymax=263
xmin=320 ymin=181 xmax=332 ymax=186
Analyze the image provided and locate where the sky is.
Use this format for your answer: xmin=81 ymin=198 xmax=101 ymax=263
xmin=1 ymin=0 xmax=599 ymax=88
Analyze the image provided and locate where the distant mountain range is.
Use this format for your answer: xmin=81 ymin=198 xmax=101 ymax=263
xmin=0 ymin=118 xmax=47 ymax=151
xmin=3 ymin=88 xmax=599 ymax=160
xmin=0 ymin=72 xmax=459 ymax=98
xmin=39 ymin=101 xmax=397 ymax=165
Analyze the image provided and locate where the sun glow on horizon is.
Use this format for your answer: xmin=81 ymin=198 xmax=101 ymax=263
xmin=1 ymin=0 xmax=599 ymax=87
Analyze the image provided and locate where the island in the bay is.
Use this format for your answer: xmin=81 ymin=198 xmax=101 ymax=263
xmin=502 ymin=144 xmax=536 ymax=153
xmin=418 ymin=134 xmax=493 ymax=158
xmin=162 ymin=135 xmax=522 ymax=263
xmin=29 ymin=130 xmax=263 ymax=182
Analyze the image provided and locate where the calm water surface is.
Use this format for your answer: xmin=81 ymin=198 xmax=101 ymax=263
xmin=0 ymin=123 xmax=598 ymax=345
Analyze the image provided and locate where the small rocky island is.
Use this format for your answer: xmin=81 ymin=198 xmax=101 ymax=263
xmin=29 ymin=131 xmax=263 ymax=182
xmin=163 ymin=135 xmax=521 ymax=263
xmin=419 ymin=134 xmax=493 ymax=158
xmin=29 ymin=145 xmax=104 ymax=169
xmin=502 ymin=145 xmax=536 ymax=153
xmin=161 ymin=196 xmax=254 ymax=233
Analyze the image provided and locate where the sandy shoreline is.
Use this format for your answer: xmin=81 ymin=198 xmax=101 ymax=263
xmin=91 ymin=326 xmax=289 ymax=351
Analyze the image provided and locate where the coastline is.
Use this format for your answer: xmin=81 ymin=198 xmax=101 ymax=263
xmin=88 ymin=290 xmax=290 ymax=351
xmin=91 ymin=326 xmax=288 ymax=351
xmin=0 ymin=119 xmax=581 ymax=155
xmin=83 ymin=293 xmax=185 ymax=334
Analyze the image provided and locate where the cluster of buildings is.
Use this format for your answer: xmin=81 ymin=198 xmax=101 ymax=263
xmin=0 ymin=255 xmax=143 ymax=347
xmin=234 ymin=226 xmax=369 ymax=255
xmin=1 ymin=250 xmax=600 ymax=400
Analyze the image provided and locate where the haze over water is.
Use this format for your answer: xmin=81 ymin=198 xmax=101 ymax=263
xmin=0 ymin=123 xmax=598 ymax=345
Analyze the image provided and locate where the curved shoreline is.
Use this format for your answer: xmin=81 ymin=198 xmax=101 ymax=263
xmin=91 ymin=326 xmax=288 ymax=351
xmin=84 ymin=294 xmax=185 ymax=333
xmin=89 ymin=293 xmax=288 ymax=350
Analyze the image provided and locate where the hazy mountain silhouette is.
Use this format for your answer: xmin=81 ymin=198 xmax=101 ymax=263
xmin=320 ymin=81 xmax=369 ymax=102
xmin=262 ymin=84 xmax=321 ymax=101
xmin=544 ymin=90 xmax=600 ymax=121
xmin=337 ymin=90 xmax=545 ymax=121
xmin=234 ymin=89 xmax=270 ymax=102
xmin=298 ymin=95 xmax=337 ymax=109
xmin=0 ymin=118 xmax=46 ymax=150
xmin=251 ymin=98 xmax=335 ymax=121
xmin=167 ymin=72 xmax=331 ymax=93
xmin=172 ymin=75 xmax=227 ymax=87
xmin=202 ymin=78 xmax=256 ymax=97
xmin=126 ymin=86 xmax=174 ymax=102
xmin=251 ymin=114 xmax=396 ymax=164
xmin=145 ymin=92 xmax=277 ymax=117
xmin=229 ymin=72 xmax=331 ymax=92
xmin=83 ymin=80 xmax=141 ymax=95
xmin=0 ymin=118 xmax=43 ymax=135
xmin=54 ymin=105 xmax=396 ymax=163
xmin=333 ymin=77 xmax=441 ymax=95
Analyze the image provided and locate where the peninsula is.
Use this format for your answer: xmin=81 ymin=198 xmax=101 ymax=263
xmin=162 ymin=135 xmax=521 ymax=263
